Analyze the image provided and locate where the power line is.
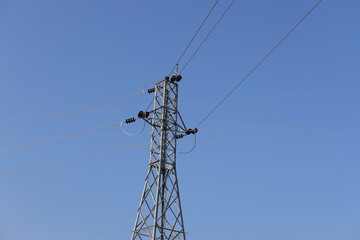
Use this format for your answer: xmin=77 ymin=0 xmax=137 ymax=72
xmin=196 ymin=0 xmax=323 ymax=128
xmin=11 ymin=144 xmax=132 ymax=149
xmin=196 ymin=133 xmax=360 ymax=144
xmin=36 ymin=132 xmax=360 ymax=148
xmin=2 ymin=119 xmax=360 ymax=142
xmin=2 ymin=88 xmax=358 ymax=120
xmin=0 ymin=106 xmax=138 ymax=119
xmin=0 ymin=133 xmax=128 ymax=141
xmin=185 ymin=89 xmax=360 ymax=105
xmin=168 ymin=0 xmax=221 ymax=76
xmin=0 ymin=122 xmax=122 ymax=153
xmin=0 ymin=143 xmax=149 ymax=177
xmin=0 ymin=92 xmax=144 ymax=133
xmin=203 ymin=120 xmax=360 ymax=131
xmin=181 ymin=0 xmax=236 ymax=73
xmin=2 ymin=132 xmax=360 ymax=177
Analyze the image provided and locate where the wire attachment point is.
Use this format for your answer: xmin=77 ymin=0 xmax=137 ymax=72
xmin=170 ymin=74 xmax=182 ymax=83
xmin=138 ymin=111 xmax=150 ymax=119
xmin=186 ymin=128 xmax=198 ymax=135
xmin=175 ymin=128 xmax=198 ymax=140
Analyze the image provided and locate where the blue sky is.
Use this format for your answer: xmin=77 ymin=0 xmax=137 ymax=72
xmin=1 ymin=0 xmax=360 ymax=239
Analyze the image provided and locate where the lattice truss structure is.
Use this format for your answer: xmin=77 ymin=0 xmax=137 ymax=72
xmin=129 ymin=75 xmax=197 ymax=240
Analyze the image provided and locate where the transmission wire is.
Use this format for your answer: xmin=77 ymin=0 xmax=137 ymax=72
xmin=196 ymin=0 xmax=323 ymax=128
xmin=0 ymin=143 xmax=149 ymax=177
xmin=181 ymin=0 xmax=236 ymax=73
xmin=2 ymin=132 xmax=360 ymax=177
xmin=168 ymin=0 xmax=221 ymax=76
xmin=202 ymin=119 xmax=360 ymax=131
xmin=12 ymin=130 xmax=360 ymax=150
xmin=0 ymin=122 xmax=123 ymax=153
xmin=2 ymin=119 xmax=360 ymax=142
xmin=195 ymin=133 xmax=360 ymax=144
xmin=0 ymin=92 xmax=144 ymax=133
xmin=1 ymin=88 xmax=358 ymax=120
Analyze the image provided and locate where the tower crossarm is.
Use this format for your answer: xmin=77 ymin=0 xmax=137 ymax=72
xmin=125 ymin=76 xmax=198 ymax=138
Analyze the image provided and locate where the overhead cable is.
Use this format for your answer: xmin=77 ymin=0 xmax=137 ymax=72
xmin=0 ymin=92 xmax=144 ymax=133
xmin=0 ymin=122 xmax=121 ymax=153
xmin=195 ymin=133 xmax=360 ymax=144
xmin=168 ymin=0 xmax=221 ymax=76
xmin=185 ymin=89 xmax=360 ymax=105
xmin=0 ymin=106 xmax=138 ymax=119
xmin=0 ymin=143 xmax=149 ymax=177
xmin=202 ymin=119 xmax=360 ymax=131
xmin=31 ymin=132 xmax=360 ymax=149
xmin=2 ymin=88 xmax=358 ymax=120
xmin=181 ymin=0 xmax=236 ymax=73
xmin=196 ymin=0 xmax=323 ymax=128
xmin=2 ymin=132 xmax=360 ymax=177
xmin=120 ymin=120 xmax=146 ymax=136
xmin=2 ymin=119 xmax=360 ymax=142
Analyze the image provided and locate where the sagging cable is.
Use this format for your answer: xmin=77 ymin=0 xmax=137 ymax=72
xmin=179 ymin=134 xmax=197 ymax=154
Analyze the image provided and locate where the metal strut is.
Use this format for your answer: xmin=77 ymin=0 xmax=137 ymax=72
xmin=128 ymin=75 xmax=197 ymax=240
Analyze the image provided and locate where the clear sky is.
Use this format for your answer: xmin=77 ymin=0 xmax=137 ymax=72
xmin=1 ymin=0 xmax=360 ymax=239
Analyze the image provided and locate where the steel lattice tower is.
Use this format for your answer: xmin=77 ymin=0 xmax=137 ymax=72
xmin=128 ymin=75 xmax=197 ymax=240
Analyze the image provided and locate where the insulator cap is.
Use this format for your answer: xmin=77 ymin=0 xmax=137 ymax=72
xmin=138 ymin=111 xmax=150 ymax=118
xmin=176 ymin=75 xmax=182 ymax=81
xmin=147 ymin=88 xmax=155 ymax=94
xmin=186 ymin=128 xmax=198 ymax=135
xmin=125 ymin=117 xmax=136 ymax=124
xmin=171 ymin=75 xmax=182 ymax=83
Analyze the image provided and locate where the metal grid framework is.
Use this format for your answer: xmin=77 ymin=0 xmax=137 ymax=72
xmin=131 ymin=78 xmax=188 ymax=240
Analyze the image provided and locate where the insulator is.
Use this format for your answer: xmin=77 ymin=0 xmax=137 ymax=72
xmin=171 ymin=74 xmax=182 ymax=83
xmin=138 ymin=111 xmax=150 ymax=118
xmin=165 ymin=76 xmax=170 ymax=81
xmin=176 ymin=75 xmax=182 ymax=82
xmin=147 ymin=88 xmax=155 ymax=94
xmin=175 ymin=134 xmax=184 ymax=139
xmin=125 ymin=117 xmax=136 ymax=124
xmin=186 ymin=128 xmax=198 ymax=135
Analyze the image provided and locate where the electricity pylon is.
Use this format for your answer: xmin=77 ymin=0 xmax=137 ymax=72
xmin=126 ymin=75 xmax=197 ymax=240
